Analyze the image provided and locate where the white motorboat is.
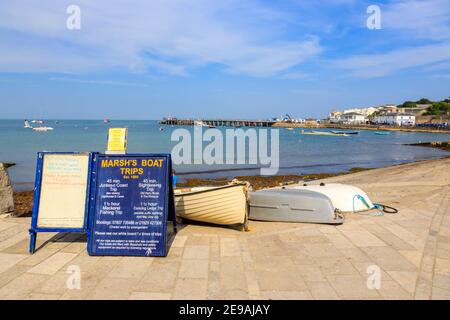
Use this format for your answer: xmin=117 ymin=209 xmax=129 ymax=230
xmin=24 ymin=120 xmax=32 ymax=129
xmin=194 ymin=120 xmax=209 ymax=127
xmin=32 ymin=126 xmax=54 ymax=132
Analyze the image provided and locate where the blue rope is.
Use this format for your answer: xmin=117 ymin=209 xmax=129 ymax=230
xmin=352 ymin=194 xmax=384 ymax=216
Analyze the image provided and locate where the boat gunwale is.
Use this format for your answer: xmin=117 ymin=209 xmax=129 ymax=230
xmin=174 ymin=183 xmax=248 ymax=197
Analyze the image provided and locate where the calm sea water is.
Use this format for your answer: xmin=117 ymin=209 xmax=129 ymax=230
xmin=1 ymin=119 xmax=449 ymax=190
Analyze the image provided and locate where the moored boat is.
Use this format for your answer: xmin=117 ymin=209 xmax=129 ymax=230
xmin=331 ymin=130 xmax=359 ymax=135
xmin=301 ymin=130 xmax=349 ymax=137
xmin=374 ymin=131 xmax=391 ymax=135
xmin=174 ymin=182 xmax=249 ymax=228
xmin=24 ymin=120 xmax=32 ymax=129
xmin=32 ymin=126 xmax=54 ymax=132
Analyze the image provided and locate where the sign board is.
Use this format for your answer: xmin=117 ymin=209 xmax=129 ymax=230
xmin=107 ymin=128 xmax=128 ymax=154
xmin=87 ymin=154 xmax=175 ymax=257
xmin=29 ymin=152 xmax=94 ymax=253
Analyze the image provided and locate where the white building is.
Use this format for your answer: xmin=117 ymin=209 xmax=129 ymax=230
xmin=373 ymin=113 xmax=415 ymax=126
xmin=376 ymin=105 xmax=398 ymax=114
xmin=343 ymin=107 xmax=377 ymax=117
xmin=338 ymin=112 xmax=367 ymax=124
xmin=328 ymin=111 xmax=342 ymax=123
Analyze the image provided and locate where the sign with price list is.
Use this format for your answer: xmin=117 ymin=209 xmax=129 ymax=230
xmin=87 ymin=154 xmax=175 ymax=257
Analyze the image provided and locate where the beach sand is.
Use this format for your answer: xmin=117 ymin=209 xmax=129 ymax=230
xmin=1 ymin=157 xmax=449 ymax=299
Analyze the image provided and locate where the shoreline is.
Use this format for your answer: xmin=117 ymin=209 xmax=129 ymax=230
xmin=10 ymin=140 xmax=450 ymax=216
xmin=12 ymin=167 xmax=371 ymax=217
xmin=273 ymin=122 xmax=450 ymax=134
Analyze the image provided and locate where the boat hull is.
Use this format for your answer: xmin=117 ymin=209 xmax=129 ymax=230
xmin=175 ymin=184 xmax=248 ymax=226
xmin=249 ymin=188 xmax=343 ymax=224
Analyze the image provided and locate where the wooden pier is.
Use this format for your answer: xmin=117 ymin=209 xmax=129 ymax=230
xmin=159 ymin=118 xmax=275 ymax=127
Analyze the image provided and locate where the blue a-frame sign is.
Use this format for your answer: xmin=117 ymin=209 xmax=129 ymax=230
xmin=87 ymin=153 xmax=176 ymax=257
xmin=29 ymin=152 xmax=95 ymax=254
xmin=30 ymin=152 xmax=176 ymax=256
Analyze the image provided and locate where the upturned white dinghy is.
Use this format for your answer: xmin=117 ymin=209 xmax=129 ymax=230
xmin=174 ymin=182 xmax=249 ymax=229
xmin=291 ymin=183 xmax=374 ymax=213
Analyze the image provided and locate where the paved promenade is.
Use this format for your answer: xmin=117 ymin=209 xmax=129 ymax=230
xmin=0 ymin=157 xmax=449 ymax=300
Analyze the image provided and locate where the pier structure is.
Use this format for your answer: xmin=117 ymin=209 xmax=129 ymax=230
xmin=159 ymin=118 xmax=276 ymax=127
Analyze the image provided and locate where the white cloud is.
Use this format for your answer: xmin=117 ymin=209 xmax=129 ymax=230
xmin=382 ymin=0 xmax=450 ymax=40
xmin=333 ymin=42 xmax=450 ymax=77
xmin=0 ymin=0 xmax=321 ymax=77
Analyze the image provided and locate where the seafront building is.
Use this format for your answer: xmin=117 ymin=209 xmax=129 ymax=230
xmin=373 ymin=113 xmax=416 ymax=126
xmin=342 ymin=107 xmax=378 ymax=117
xmin=334 ymin=112 xmax=367 ymax=124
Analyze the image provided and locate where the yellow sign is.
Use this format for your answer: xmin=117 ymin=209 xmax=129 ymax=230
xmin=107 ymin=128 xmax=128 ymax=153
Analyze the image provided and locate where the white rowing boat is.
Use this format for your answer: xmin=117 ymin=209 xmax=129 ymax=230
xmin=174 ymin=182 xmax=249 ymax=229
xmin=301 ymin=130 xmax=349 ymax=137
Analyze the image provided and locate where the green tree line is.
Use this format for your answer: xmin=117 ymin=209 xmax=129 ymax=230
xmin=397 ymin=97 xmax=450 ymax=115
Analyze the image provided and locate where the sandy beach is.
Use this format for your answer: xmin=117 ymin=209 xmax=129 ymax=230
xmin=0 ymin=156 xmax=448 ymax=299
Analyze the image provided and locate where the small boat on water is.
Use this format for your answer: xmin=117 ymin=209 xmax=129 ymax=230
xmin=31 ymin=120 xmax=44 ymax=124
xmin=331 ymin=130 xmax=359 ymax=135
xmin=174 ymin=182 xmax=249 ymax=229
xmin=32 ymin=126 xmax=54 ymax=132
xmin=301 ymin=130 xmax=349 ymax=137
xmin=104 ymin=118 xmax=110 ymax=123
xmin=374 ymin=131 xmax=391 ymax=135
xmin=24 ymin=120 xmax=32 ymax=129
xmin=194 ymin=120 xmax=209 ymax=127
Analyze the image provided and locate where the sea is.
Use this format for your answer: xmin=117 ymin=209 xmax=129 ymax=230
xmin=1 ymin=119 xmax=449 ymax=190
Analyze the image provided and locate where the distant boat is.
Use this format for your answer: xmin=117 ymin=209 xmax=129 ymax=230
xmin=374 ymin=131 xmax=391 ymax=135
xmin=104 ymin=118 xmax=110 ymax=123
xmin=301 ymin=130 xmax=349 ymax=137
xmin=32 ymin=126 xmax=54 ymax=132
xmin=331 ymin=130 xmax=359 ymax=135
xmin=31 ymin=120 xmax=44 ymax=124
xmin=24 ymin=120 xmax=32 ymax=129
xmin=194 ymin=120 xmax=209 ymax=127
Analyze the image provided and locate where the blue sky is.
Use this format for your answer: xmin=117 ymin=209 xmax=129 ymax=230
xmin=0 ymin=0 xmax=449 ymax=120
